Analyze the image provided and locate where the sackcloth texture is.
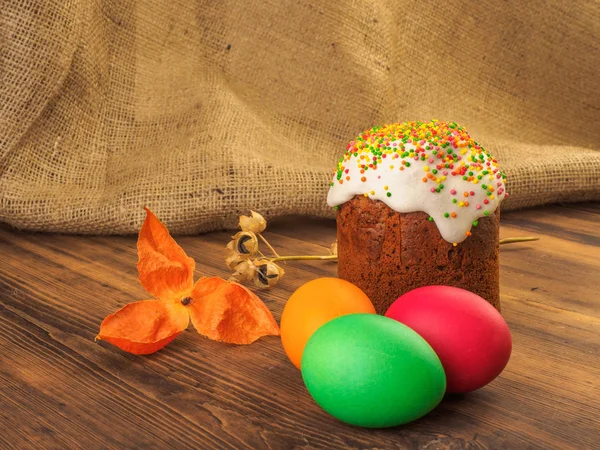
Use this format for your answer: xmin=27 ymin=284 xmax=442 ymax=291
xmin=1 ymin=0 xmax=599 ymax=234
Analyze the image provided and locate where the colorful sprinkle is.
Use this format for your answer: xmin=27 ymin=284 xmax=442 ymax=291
xmin=329 ymin=120 xmax=507 ymax=242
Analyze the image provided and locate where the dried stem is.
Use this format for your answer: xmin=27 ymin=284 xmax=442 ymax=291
xmin=271 ymin=255 xmax=338 ymax=263
xmin=268 ymin=237 xmax=538 ymax=262
xmin=258 ymin=234 xmax=280 ymax=258
xmin=499 ymin=237 xmax=539 ymax=245
xmin=229 ymin=210 xmax=539 ymax=288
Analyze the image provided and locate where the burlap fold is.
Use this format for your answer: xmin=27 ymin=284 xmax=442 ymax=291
xmin=1 ymin=0 xmax=599 ymax=234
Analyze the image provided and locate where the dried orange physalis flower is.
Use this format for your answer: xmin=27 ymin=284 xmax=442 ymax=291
xmin=96 ymin=208 xmax=280 ymax=354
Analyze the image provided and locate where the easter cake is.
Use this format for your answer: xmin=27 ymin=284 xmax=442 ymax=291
xmin=327 ymin=120 xmax=507 ymax=314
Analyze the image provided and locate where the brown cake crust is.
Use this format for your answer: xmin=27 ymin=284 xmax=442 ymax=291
xmin=336 ymin=196 xmax=500 ymax=314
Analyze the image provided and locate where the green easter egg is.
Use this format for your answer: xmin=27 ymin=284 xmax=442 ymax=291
xmin=301 ymin=314 xmax=446 ymax=428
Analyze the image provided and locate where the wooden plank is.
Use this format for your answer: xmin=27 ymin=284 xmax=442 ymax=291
xmin=0 ymin=203 xmax=599 ymax=449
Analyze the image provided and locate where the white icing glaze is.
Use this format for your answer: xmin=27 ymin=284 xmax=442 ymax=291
xmin=327 ymin=127 xmax=507 ymax=243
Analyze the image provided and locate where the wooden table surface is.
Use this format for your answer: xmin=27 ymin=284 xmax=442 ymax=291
xmin=1 ymin=203 xmax=599 ymax=450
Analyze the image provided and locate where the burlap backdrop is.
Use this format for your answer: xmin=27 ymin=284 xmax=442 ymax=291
xmin=1 ymin=0 xmax=599 ymax=234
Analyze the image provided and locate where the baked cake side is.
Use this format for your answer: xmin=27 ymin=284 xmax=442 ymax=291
xmin=336 ymin=195 xmax=500 ymax=314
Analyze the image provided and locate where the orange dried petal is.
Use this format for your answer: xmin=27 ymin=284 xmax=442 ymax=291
xmin=137 ymin=208 xmax=195 ymax=300
xmin=97 ymin=300 xmax=189 ymax=354
xmin=188 ymin=277 xmax=279 ymax=345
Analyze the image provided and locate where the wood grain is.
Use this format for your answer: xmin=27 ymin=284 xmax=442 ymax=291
xmin=0 ymin=203 xmax=599 ymax=450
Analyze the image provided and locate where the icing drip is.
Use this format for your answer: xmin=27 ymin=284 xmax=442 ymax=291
xmin=327 ymin=120 xmax=508 ymax=244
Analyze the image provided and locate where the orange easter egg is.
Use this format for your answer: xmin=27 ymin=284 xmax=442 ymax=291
xmin=280 ymin=278 xmax=376 ymax=369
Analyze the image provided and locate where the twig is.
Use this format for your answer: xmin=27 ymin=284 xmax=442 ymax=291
xmin=499 ymin=237 xmax=539 ymax=245
xmin=271 ymin=255 xmax=338 ymax=263
xmin=258 ymin=234 xmax=280 ymax=258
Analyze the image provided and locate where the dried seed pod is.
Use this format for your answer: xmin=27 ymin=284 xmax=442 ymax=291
xmin=253 ymin=259 xmax=284 ymax=288
xmin=225 ymin=251 xmax=246 ymax=270
xmin=225 ymin=232 xmax=258 ymax=269
xmin=234 ymin=231 xmax=259 ymax=255
xmin=228 ymin=260 xmax=256 ymax=283
xmin=232 ymin=231 xmax=259 ymax=255
xmin=239 ymin=211 xmax=267 ymax=234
